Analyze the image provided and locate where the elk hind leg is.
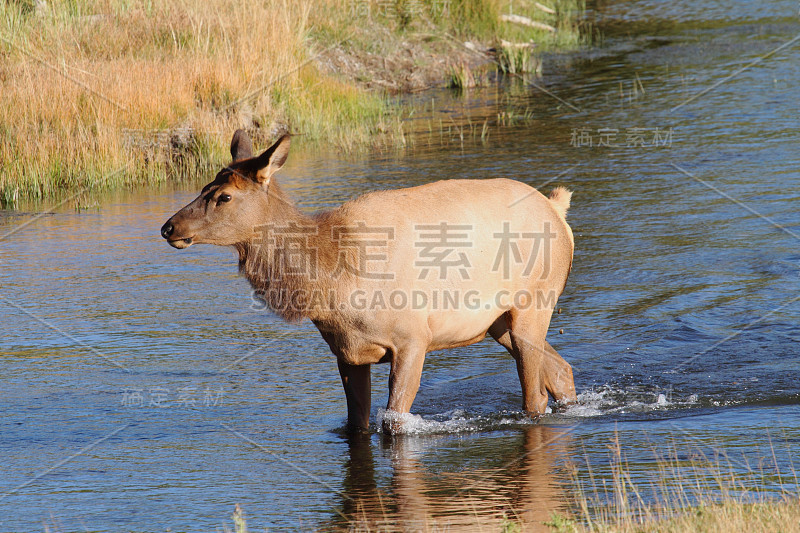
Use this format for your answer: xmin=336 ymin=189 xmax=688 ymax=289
xmin=489 ymin=311 xmax=576 ymax=411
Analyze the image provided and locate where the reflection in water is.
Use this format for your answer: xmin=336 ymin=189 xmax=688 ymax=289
xmin=326 ymin=426 xmax=572 ymax=532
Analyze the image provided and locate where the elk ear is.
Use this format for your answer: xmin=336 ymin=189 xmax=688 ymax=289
xmin=230 ymin=129 xmax=253 ymax=162
xmin=252 ymin=134 xmax=291 ymax=187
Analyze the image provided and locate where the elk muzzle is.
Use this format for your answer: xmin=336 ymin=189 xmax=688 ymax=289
xmin=161 ymin=218 xmax=194 ymax=249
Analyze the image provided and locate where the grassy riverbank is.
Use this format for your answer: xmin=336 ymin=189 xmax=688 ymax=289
xmin=545 ymin=436 xmax=800 ymax=533
xmin=0 ymin=0 xmax=587 ymax=206
xmin=547 ymin=499 xmax=800 ymax=533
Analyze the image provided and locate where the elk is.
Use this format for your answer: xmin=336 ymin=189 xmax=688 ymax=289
xmin=161 ymin=130 xmax=577 ymax=433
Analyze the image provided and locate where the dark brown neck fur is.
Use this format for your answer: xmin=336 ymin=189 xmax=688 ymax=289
xmin=236 ymin=180 xmax=343 ymax=323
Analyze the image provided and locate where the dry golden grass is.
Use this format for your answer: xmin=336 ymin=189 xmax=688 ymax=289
xmin=547 ymin=498 xmax=800 ymax=533
xmin=545 ymin=433 xmax=800 ymax=533
xmin=0 ymin=0 xmax=586 ymax=205
xmin=1 ymin=0 xmax=400 ymax=204
xmin=629 ymin=499 xmax=800 ymax=532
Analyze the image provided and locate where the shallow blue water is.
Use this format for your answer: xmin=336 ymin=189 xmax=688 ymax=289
xmin=1 ymin=0 xmax=799 ymax=530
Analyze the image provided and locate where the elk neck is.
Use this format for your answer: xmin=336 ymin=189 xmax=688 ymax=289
xmin=235 ymin=179 xmax=344 ymax=322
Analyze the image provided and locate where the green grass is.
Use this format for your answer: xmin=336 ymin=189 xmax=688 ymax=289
xmin=0 ymin=0 xmax=588 ymax=207
xmin=545 ymin=433 xmax=800 ymax=533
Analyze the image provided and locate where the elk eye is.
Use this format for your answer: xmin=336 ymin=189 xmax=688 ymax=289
xmin=218 ymin=193 xmax=232 ymax=204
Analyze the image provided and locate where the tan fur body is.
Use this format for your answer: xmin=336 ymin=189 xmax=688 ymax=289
xmin=162 ymin=131 xmax=577 ymax=433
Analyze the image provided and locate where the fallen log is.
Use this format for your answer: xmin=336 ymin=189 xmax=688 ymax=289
xmin=500 ymin=14 xmax=557 ymax=33
xmin=499 ymin=39 xmax=536 ymax=49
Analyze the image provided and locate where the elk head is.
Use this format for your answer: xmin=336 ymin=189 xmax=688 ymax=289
xmin=160 ymin=130 xmax=291 ymax=249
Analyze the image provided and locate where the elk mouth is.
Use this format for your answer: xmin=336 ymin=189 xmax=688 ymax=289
xmin=168 ymin=237 xmax=194 ymax=249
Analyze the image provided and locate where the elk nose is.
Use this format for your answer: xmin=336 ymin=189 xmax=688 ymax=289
xmin=161 ymin=221 xmax=174 ymax=240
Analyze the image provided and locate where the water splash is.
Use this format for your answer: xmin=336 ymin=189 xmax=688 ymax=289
xmin=376 ymin=408 xmax=536 ymax=435
xmin=375 ymin=386 xmax=702 ymax=434
xmin=560 ymin=385 xmax=700 ymax=418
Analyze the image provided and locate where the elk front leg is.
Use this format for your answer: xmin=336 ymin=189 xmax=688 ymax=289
xmin=508 ymin=309 xmax=552 ymax=416
xmin=384 ymin=346 xmax=426 ymax=434
xmin=338 ymin=361 xmax=371 ymax=433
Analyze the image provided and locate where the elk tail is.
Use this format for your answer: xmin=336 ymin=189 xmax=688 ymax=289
xmin=548 ymin=186 xmax=572 ymax=219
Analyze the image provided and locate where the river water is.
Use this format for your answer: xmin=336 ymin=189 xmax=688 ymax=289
xmin=1 ymin=0 xmax=799 ymax=531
